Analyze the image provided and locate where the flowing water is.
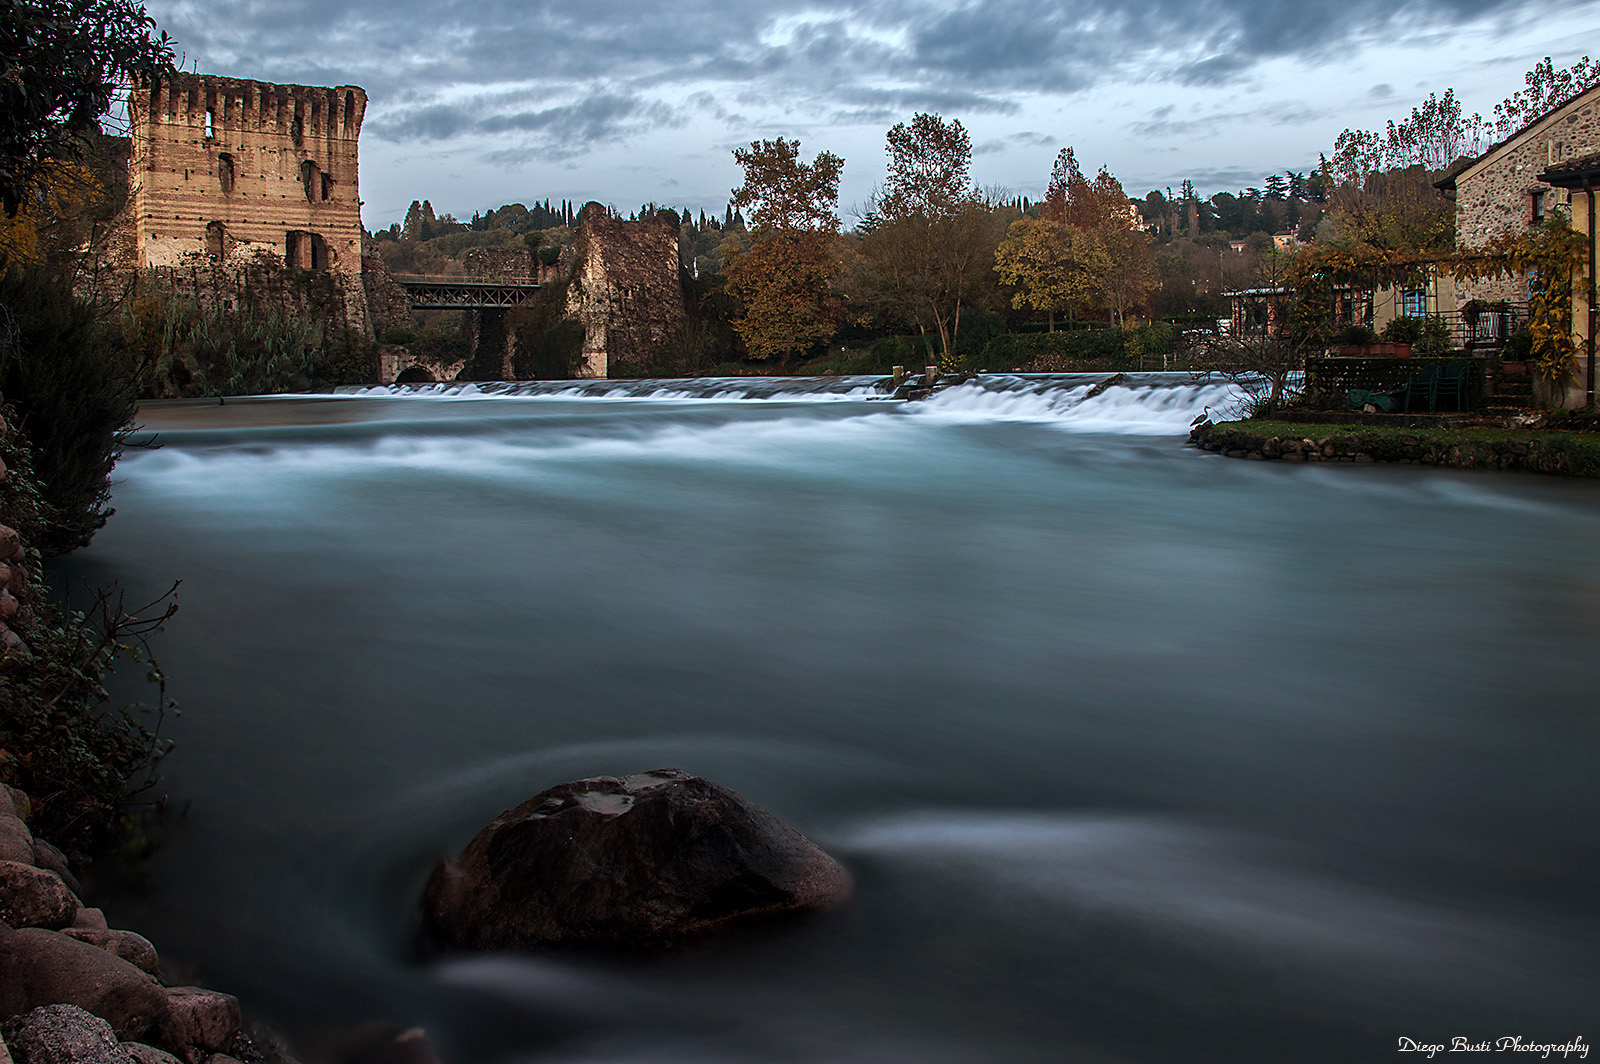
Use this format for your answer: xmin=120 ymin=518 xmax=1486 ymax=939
xmin=57 ymin=374 xmax=1599 ymax=1063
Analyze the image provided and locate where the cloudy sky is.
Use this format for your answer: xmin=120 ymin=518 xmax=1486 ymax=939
xmin=142 ymin=0 xmax=1600 ymax=230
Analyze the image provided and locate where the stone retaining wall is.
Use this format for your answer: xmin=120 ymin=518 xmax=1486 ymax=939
xmin=1190 ymin=420 xmax=1600 ymax=476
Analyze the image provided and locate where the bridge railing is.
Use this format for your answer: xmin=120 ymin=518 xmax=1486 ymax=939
xmin=391 ymin=274 xmax=539 ymax=286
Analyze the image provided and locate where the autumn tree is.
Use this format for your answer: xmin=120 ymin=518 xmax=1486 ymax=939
xmin=1329 ymin=89 xmax=1483 ymax=182
xmin=856 ymin=113 xmax=1005 ymax=363
xmin=1027 ymin=148 xmax=1156 ymax=325
xmin=1 ymin=0 xmax=174 ymax=217
xmin=879 ymin=112 xmax=974 ymax=219
xmin=723 ymin=137 xmax=844 ymax=361
xmin=1492 ymin=55 xmax=1600 ymax=136
xmin=1326 ymin=164 xmax=1454 ymax=253
xmin=993 ymin=217 xmax=1107 ymax=330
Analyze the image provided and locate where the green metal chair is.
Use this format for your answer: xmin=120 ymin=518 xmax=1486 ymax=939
xmin=1437 ymin=359 xmax=1471 ymax=411
xmin=1401 ymin=364 xmax=1442 ymax=413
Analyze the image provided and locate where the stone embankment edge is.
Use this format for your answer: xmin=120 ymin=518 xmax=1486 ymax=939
xmin=0 ymin=785 xmax=275 ymax=1064
xmin=1189 ymin=420 xmax=1600 ymax=477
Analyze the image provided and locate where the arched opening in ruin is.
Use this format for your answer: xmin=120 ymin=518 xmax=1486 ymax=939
xmin=205 ymin=221 xmax=226 ymax=262
xmin=218 ymin=152 xmax=235 ymax=194
xmin=309 ymin=233 xmax=327 ymax=270
xmin=395 ymin=366 xmax=438 ymax=383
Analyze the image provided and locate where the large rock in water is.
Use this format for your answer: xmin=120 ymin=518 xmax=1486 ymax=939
xmin=423 ymin=769 xmax=851 ymax=950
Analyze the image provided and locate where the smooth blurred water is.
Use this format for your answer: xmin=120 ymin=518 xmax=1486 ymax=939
xmin=57 ymin=375 xmax=1600 ymax=1063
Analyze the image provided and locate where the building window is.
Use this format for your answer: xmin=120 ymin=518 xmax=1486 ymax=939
xmin=217 ymin=152 xmax=234 ymax=194
xmin=1532 ymin=190 xmax=1546 ymax=224
xmin=1402 ymin=288 xmax=1426 ymax=318
xmin=204 ymin=109 xmax=215 ymax=139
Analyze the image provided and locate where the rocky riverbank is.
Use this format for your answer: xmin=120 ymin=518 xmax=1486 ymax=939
xmin=1189 ymin=418 xmax=1600 ymax=476
xmin=0 ymin=783 xmax=263 ymax=1064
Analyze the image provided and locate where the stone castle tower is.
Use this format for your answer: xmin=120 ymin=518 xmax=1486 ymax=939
xmin=128 ymin=73 xmax=366 ymax=278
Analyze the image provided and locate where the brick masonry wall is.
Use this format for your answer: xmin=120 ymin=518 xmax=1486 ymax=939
xmin=129 ymin=74 xmax=365 ymax=278
xmin=566 ymin=203 xmax=687 ymax=378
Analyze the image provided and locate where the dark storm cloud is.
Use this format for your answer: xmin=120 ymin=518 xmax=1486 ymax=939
xmin=146 ymin=0 xmax=1536 ymax=159
xmin=1173 ymin=54 xmax=1254 ymax=87
xmin=373 ymin=94 xmax=678 ymax=142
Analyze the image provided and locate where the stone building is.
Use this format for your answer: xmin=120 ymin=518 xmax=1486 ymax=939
xmin=1438 ymin=85 xmax=1600 ymax=404
xmin=127 ymin=72 xmax=369 ymax=325
xmin=1439 ymin=86 xmax=1600 ymax=304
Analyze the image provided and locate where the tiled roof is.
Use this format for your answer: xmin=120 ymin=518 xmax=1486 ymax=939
xmin=1540 ymin=151 xmax=1600 ymax=181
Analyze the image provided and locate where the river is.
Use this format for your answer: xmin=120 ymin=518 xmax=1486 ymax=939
xmin=59 ymin=374 xmax=1600 ymax=1063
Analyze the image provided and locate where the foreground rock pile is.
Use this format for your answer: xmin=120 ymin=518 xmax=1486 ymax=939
xmin=1 ymin=413 xmax=33 ymax=657
xmin=424 ymin=768 xmax=852 ymax=951
xmin=0 ymin=784 xmax=251 ymax=1064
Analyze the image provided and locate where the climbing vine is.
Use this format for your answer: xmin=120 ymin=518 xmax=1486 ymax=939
xmin=1286 ymin=219 xmax=1589 ymax=388
xmin=1456 ymin=219 xmax=1586 ymax=387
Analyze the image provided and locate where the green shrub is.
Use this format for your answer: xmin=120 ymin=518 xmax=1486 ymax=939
xmin=313 ymin=328 xmax=378 ymax=387
xmin=0 ymin=402 xmax=177 ymax=857
xmin=955 ymin=309 xmax=1006 ymax=359
xmin=1341 ymin=324 xmax=1380 ymax=345
xmin=1381 ymin=316 xmax=1423 ymax=343
xmin=1503 ymin=328 xmax=1533 ymax=361
xmin=537 ymin=245 xmax=561 ymax=266
xmin=0 ymin=264 xmax=144 ymax=553
xmin=0 ymin=581 xmax=178 ymax=859
xmin=977 ymin=327 xmax=1132 ymax=370
xmin=1414 ymin=315 xmax=1454 ymax=358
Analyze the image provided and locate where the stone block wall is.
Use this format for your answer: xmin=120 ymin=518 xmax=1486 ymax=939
xmin=566 ymin=203 xmax=687 ymax=378
xmin=1454 ymin=89 xmax=1600 ymax=305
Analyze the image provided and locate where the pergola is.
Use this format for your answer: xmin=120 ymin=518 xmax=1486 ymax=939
xmin=1538 ymin=153 xmax=1600 ymax=410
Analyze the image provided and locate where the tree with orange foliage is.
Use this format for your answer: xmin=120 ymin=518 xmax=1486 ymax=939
xmin=1014 ymin=149 xmax=1156 ymax=326
xmin=724 ymin=137 xmax=844 ymax=361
